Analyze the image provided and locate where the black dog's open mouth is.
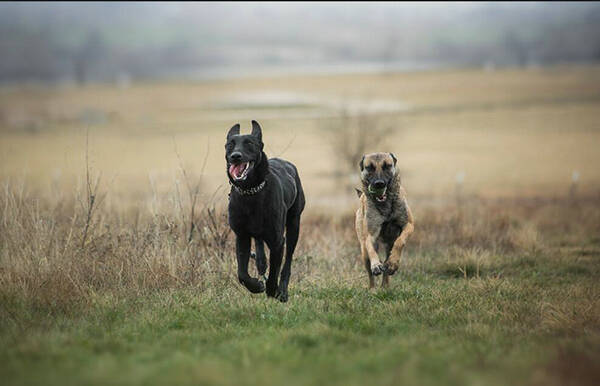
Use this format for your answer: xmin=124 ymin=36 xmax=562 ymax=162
xmin=229 ymin=162 xmax=253 ymax=181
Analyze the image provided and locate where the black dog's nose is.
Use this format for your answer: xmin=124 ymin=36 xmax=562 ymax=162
xmin=230 ymin=152 xmax=242 ymax=162
xmin=373 ymin=180 xmax=385 ymax=189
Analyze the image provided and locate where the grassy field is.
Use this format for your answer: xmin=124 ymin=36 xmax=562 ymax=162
xmin=1 ymin=66 xmax=600 ymax=385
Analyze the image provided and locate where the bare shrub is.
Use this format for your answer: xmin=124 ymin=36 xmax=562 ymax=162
xmin=172 ymin=136 xmax=209 ymax=244
xmin=324 ymin=109 xmax=398 ymax=188
xmin=198 ymin=204 xmax=232 ymax=261
xmin=79 ymin=129 xmax=107 ymax=249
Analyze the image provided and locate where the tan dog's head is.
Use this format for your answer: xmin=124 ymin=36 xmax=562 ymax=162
xmin=359 ymin=152 xmax=398 ymax=202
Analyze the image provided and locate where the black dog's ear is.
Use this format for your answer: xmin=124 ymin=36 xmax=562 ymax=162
xmin=251 ymin=120 xmax=262 ymax=143
xmin=227 ymin=123 xmax=240 ymax=140
xmin=359 ymin=155 xmax=365 ymax=171
xmin=390 ymin=152 xmax=397 ymax=166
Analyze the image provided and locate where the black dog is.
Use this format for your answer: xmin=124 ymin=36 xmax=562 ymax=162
xmin=225 ymin=120 xmax=305 ymax=302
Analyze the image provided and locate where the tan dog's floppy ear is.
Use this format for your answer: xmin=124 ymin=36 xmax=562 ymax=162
xmin=227 ymin=123 xmax=240 ymax=140
xmin=251 ymin=120 xmax=263 ymax=143
xmin=355 ymin=188 xmax=363 ymax=198
xmin=390 ymin=152 xmax=397 ymax=166
xmin=359 ymin=155 xmax=365 ymax=171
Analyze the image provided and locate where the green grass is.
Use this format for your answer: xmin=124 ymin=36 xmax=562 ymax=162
xmin=2 ymin=248 xmax=599 ymax=386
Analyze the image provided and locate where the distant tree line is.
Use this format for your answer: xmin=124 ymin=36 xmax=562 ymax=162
xmin=1 ymin=2 xmax=599 ymax=84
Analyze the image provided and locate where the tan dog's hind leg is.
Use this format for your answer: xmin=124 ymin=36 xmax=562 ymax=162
xmin=384 ymin=222 xmax=414 ymax=275
xmin=381 ymin=272 xmax=389 ymax=288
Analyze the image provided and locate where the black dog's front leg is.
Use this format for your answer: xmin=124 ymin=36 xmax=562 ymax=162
xmin=236 ymin=235 xmax=265 ymax=293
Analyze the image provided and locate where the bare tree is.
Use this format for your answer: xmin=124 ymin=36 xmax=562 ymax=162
xmin=325 ymin=108 xmax=398 ymax=189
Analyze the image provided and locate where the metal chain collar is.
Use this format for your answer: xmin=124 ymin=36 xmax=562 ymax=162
xmin=230 ymin=180 xmax=266 ymax=196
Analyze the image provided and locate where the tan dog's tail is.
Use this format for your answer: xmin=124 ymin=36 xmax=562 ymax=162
xmin=355 ymin=188 xmax=363 ymax=198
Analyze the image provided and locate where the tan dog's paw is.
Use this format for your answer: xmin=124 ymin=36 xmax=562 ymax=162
xmin=384 ymin=261 xmax=399 ymax=275
xmin=371 ymin=262 xmax=384 ymax=276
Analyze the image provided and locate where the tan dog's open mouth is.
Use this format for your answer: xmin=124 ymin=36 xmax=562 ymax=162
xmin=368 ymin=186 xmax=387 ymax=202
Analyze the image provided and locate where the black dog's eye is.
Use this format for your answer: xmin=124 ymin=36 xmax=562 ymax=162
xmin=226 ymin=141 xmax=234 ymax=150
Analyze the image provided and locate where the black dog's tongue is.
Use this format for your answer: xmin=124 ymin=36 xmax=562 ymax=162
xmin=229 ymin=163 xmax=246 ymax=178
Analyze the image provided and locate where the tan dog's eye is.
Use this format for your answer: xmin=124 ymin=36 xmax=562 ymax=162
xmin=382 ymin=163 xmax=390 ymax=170
xmin=366 ymin=164 xmax=375 ymax=172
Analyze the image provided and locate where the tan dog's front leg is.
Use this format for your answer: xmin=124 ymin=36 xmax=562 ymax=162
xmin=365 ymin=234 xmax=385 ymax=276
xmin=360 ymin=242 xmax=375 ymax=289
xmin=384 ymin=222 xmax=414 ymax=275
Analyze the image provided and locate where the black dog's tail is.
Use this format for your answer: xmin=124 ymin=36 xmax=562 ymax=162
xmin=355 ymin=188 xmax=363 ymax=198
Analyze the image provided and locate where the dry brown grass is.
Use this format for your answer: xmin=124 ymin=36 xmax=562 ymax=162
xmin=1 ymin=173 xmax=598 ymax=314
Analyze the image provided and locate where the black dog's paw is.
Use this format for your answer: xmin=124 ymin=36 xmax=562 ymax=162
xmin=371 ymin=263 xmax=384 ymax=276
xmin=240 ymin=277 xmax=265 ymax=294
xmin=265 ymin=282 xmax=278 ymax=298
xmin=275 ymin=289 xmax=288 ymax=303
xmin=266 ymin=286 xmax=288 ymax=302
xmin=254 ymin=280 xmax=266 ymax=293
xmin=383 ymin=261 xmax=399 ymax=275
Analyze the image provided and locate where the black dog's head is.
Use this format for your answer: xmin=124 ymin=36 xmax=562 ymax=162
xmin=225 ymin=120 xmax=264 ymax=183
xmin=359 ymin=152 xmax=398 ymax=202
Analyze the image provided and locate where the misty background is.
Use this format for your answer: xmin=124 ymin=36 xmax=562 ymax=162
xmin=1 ymin=1 xmax=600 ymax=85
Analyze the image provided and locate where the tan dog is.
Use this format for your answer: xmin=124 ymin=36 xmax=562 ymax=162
xmin=355 ymin=152 xmax=414 ymax=288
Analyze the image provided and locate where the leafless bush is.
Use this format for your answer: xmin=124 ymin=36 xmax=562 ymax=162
xmin=325 ymin=109 xmax=397 ymax=178
xmin=172 ymin=137 xmax=209 ymax=244
xmin=79 ymin=129 xmax=107 ymax=249
xmin=198 ymin=204 xmax=231 ymax=261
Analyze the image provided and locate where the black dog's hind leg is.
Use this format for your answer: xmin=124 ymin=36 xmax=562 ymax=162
xmin=276 ymin=215 xmax=300 ymax=303
xmin=265 ymin=240 xmax=284 ymax=298
xmin=236 ymin=235 xmax=265 ymax=293
xmin=277 ymin=178 xmax=305 ymax=303
xmin=253 ymin=239 xmax=267 ymax=277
